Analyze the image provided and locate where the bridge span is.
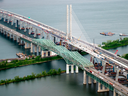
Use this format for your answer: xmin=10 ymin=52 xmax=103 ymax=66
xmin=0 ymin=7 xmax=128 ymax=96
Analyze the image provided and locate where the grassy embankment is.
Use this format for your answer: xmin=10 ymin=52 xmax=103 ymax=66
xmin=0 ymin=51 xmax=87 ymax=70
xmin=0 ymin=55 xmax=62 ymax=70
xmin=100 ymin=37 xmax=128 ymax=50
xmin=0 ymin=68 xmax=66 ymax=85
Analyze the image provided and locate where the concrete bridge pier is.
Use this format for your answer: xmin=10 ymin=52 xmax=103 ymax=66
xmin=83 ymin=71 xmax=86 ymax=84
xmin=102 ymin=60 xmax=106 ymax=74
xmin=30 ymin=43 xmax=33 ymax=53
xmin=88 ymin=76 xmax=92 ymax=84
xmin=75 ymin=66 xmax=79 ymax=73
xmin=97 ymin=82 xmax=109 ymax=92
xmin=14 ymin=36 xmax=17 ymax=41
xmin=66 ymin=64 xmax=70 ymax=74
xmin=7 ymin=33 xmax=10 ymax=37
xmin=45 ymin=51 xmax=48 ymax=57
xmin=113 ymin=89 xmax=116 ymax=96
xmin=38 ymin=46 xmax=41 ymax=55
xmin=115 ymin=68 xmax=119 ymax=82
xmin=94 ymin=79 xmax=97 ymax=83
xmin=46 ymin=33 xmax=49 ymax=39
xmin=25 ymin=42 xmax=30 ymax=49
xmin=10 ymin=34 xmax=13 ymax=39
xmin=18 ymin=39 xmax=21 ymax=45
xmin=34 ymin=28 xmax=37 ymax=37
xmin=7 ymin=16 xmax=10 ymax=23
xmin=11 ymin=18 xmax=14 ymax=25
xmin=14 ymin=19 xmax=17 ymax=27
xmin=29 ymin=26 xmax=32 ymax=34
xmin=3 ymin=16 xmax=6 ymax=22
xmin=19 ymin=21 xmax=23 ymax=30
xmin=66 ymin=64 xmax=78 ymax=74
xmin=41 ymin=50 xmax=44 ymax=58
xmin=23 ymin=22 xmax=27 ymax=32
xmin=34 ymin=45 xmax=37 ymax=54
xmin=71 ymin=65 xmax=74 ymax=73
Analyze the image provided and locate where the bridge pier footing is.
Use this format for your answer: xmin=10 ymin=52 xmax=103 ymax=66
xmin=97 ymin=83 xmax=109 ymax=92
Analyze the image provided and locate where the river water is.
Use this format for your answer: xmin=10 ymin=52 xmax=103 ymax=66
xmin=0 ymin=0 xmax=128 ymax=96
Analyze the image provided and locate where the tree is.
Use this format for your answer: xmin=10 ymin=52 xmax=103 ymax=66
xmin=58 ymin=68 xmax=61 ymax=74
xmin=42 ymin=71 xmax=47 ymax=76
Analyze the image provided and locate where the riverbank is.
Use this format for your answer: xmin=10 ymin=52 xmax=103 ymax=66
xmin=0 ymin=51 xmax=87 ymax=71
xmin=101 ymin=37 xmax=128 ymax=49
xmin=0 ymin=55 xmax=62 ymax=70
xmin=0 ymin=69 xmax=66 ymax=85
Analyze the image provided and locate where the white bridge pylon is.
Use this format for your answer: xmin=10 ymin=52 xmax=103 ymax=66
xmin=66 ymin=5 xmax=72 ymax=41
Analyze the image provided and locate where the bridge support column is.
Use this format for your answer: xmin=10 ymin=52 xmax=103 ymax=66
xmin=115 ymin=69 xmax=119 ymax=82
xmin=113 ymin=89 xmax=116 ymax=96
xmin=19 ymin=21 xmax=22 ymax=30
xmin=94 ymin=79 xmax=97 ymax=83
xmin=14 ymin=36 xmax=16 ymax=41
xmin=38 ymin=46 xmax=41 ymax=52
xmin=66 ymin=64 xmax=69 ymax=74
xmin=88 ymin=76 xmax=92 ymax=84
xmin=83 ymin=71 xmax=86 ymax=84
xmin=31 ymin=43 xmax=33 ymax=53
xmin=29 ymin=27 xmax=32 ymax=34
xmin=97 ymin=83 xmax=109 ymax=92
xmin=28 ymin=43 xmax=30 ymax=48
xmin=25 ymin=42 xmax=30 ymax=49
xmin=15 ymin=19 xmax=17 ymax=27
xmin=75 ymin=66 xmax=79 ymax=73
xmin=34 ymin=45 xmax=37 ymax=53
xmin=7 ymin=17 xmax=9 ymax=23
xmin=102 ymin=60 xmax=106 ymax=74
xmin=41 ymin=51 xmax=44 ymax=58
xmin=45 ymin=51 xmax=48 ymax=57
xmin=24 ymin=27 xmax=27 ymax=32
xmin=18 ymin=39 xmax=21 ymax=45
xmin=71 ymin=65 xmax=74 ymax=73
xmin=34 ymin=28 xmax=37 ymax=37
xmin=11 ymin=19 xmax=14 ymax=25
xmin=98 ymin=83 xmax=101 ymax=92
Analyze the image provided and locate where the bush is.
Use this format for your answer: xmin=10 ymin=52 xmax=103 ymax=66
xmin=42 ymin=71 xmax=47 ymax=76
xmin=58 ymin=68 xmax=61 ymax=74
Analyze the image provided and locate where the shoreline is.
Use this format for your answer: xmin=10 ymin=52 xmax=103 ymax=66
xmin=0 ymin=51 xmax=87 ymax=71
xmin=0 ymin=69 xmax=66 ymax=86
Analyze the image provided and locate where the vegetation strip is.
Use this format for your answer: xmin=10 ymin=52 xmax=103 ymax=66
xmin=0 ymin=51 xmax=87 ymax=70
xmin=100 ymin=37 xmax=128 ymax=49
xmin=0 ymin=68 xmax=65 ymax=85
xmin=0 ymin=55 xmax=62 ymax=70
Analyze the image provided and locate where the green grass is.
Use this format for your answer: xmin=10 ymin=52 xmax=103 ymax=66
xmin=101 ymin=38 xmax=128 ymax=49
